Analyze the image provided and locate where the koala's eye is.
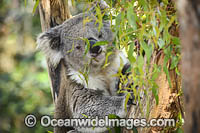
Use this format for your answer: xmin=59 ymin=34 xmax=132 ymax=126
xmin=76 ymin=46 xmax=81 ymax=49
xmin=98 ymin=32 xmax=103 ymax=39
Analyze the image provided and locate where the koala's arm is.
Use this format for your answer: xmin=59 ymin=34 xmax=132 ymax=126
xmin=70 ymin=85 xmax=128 ymax=118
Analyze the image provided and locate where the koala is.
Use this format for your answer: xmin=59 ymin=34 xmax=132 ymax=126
xmin=37 ymin=1 xmax=134 ymax=133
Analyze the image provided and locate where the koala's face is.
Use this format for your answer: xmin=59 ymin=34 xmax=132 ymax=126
xmin=37 ymin=13 xmax=114 ymax=72
xmin=61 ymin=15 xmax=113 ymax=71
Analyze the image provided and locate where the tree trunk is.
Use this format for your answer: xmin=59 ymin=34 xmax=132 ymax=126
xmin=38 ymin=1 xmax=72 ymax=132
xmin=39 ymin=0 xmax=70 ymax=31
xmin=38 ymin=0 xmax=71 ymax=103
xmin=127 ymin=53 xmax=182 ymax=133
xmin=177 ymin=0 xmax=200 ymax=132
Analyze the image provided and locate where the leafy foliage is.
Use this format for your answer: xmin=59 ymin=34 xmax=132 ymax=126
xmin=79 ymin=0 xmax=181 ymax=131
xmin=0 ymin=1 xmax=53 ymax=132
xmin=104 ymin=0 xmax=180 ymax=109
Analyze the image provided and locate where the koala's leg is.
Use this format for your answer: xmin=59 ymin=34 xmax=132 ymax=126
xmin=71 ymin=86 xmax=129 ymax=119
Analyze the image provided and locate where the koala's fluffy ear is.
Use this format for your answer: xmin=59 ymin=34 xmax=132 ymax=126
xmin=36 ymin=26 xmax=62 ymax=67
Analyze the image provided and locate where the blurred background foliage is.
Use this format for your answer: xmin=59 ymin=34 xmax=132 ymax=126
xmin=0 ymin=0 xmax=52 ymax=132
xmin=0 ymin=0 xmax=85 ymax=132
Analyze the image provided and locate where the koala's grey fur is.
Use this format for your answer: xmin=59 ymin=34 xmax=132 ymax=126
xmin=37 ymin=1 xmax=131 ymax=132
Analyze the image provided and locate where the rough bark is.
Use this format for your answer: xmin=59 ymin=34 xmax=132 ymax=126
xmin=127 ymin=52 xmax=181 ymax=133
xmin=38 ymin=1 xmax=72 ymax=132
xmin=177 ymin=0 xmax=200 ymax=132
xmin=38 ymin=0 xmax=71 ymax=103
xmin=39 ymin=0 xmax=70 ymax=31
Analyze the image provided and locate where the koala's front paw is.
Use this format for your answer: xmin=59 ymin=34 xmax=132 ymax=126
xmin=127 ymin=93 xmax=137 ymax=106
xmin=126 ymin=86 xmax=142 ymax=106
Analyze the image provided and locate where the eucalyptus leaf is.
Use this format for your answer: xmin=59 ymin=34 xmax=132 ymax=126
xmin=170 ymin=56 xmax=179 ymax=70
xmin=32 ymin=0 xmax=40 ymax=14
xmin=128 ymin=43 xmax=136 ymax=64
xmin=127 ymin=5 xmax=137 ymax=30
xmin=92 ymin=41 xmax=109 ymax=48
xmin=152 ymin=83 xmax=159 ymax=105
xmin=172 ymin=37 xmax=180 ymax=45
xmin=163 ymin=56 xmax=172 ymax=88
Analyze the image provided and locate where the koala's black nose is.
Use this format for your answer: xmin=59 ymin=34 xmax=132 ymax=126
xmin=90 ymin=45 xmax=102 ymax=55
xmin=88 ymin=38 xmax=102 ymax=56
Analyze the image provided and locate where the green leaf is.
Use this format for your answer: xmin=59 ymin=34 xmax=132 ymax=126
xmin=140 ymin=41 xmax=152 ymax=63
xmin=138 ymin=24 xmax=145 ymax=41
xmin=95 ymin=5 xmax=104 ymax=31
xmin=138 ymin=55 xmax=144 ymax=74
xmin=128 ymin=43 xmax=136 ymax=64
xmin=102 ymin=51 xmax=113 ymax=68
xmin=151 ymin=65 xmax=160 ymax=81
xmin=152 ymin=83 xmax=159 ymax=105
xmin=170 ymin=56 xmax=179 ymax=70
xmin=108 ymin=114 xmax=120 ymax=119
xmin=116 ymin=13 xmax=122 ymax=26
xmin=71 ymin=0 xmax=75 ymax=7
xmin=103 ymin=14 xmax=112 ymax=21
xmin=163 ymin=28 xmax=171 ymax=46
xmin=127 ymin=5 xmax=137 ymax=30
xmin=167 ymin=15 xmax=176 ymax=29
xmin=159 ymin=10 xmax=167 ymax=32
xmin=114 ymin=126 xmax=121 ymax=133
xmin=175 ymin=67 xmax=181 ymax=76
xmin=157 ymin=38 xmax=165 ymax=49
xmin=138 ymin=0 xmax=148 ymax=11
xmin=78 ymin=67 xmax=89 ymax=86
xmin=146 ymin=96 xmax=150 ymax=118
xmin=32 ymin=0 xmax=40 ymax=14
xmin=163 ymin=56 xmax=172 ymax=88
xmin=108 ymin=128 xmax=112 ymax=133
xmin=81 ymin=114 xmax=88 ymax=118
xmin=83 ymin=38 xmax=90 ymax=55
xmin=125 ymin=93 xmax=131 ymax=112
xmin=92 ymin=41 xmax=108 ymax=48
xmin=132 ymin=127 xmax=138 ymax=133
xmin=172 ymin=37 xmax=180 ymax=45
xmin=108 ymin=114 xmax=121 ymax=133
xmin=164 ymin=46 xmax=172 ymax=59
xmin=24 ymin=0 xmax=27 ymax=7
xmin=175 ymin=128 xmax=184 ymax=133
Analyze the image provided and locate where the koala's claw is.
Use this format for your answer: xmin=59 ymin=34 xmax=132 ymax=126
xmin=127 ymin=98 xmax=137 ymax=105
